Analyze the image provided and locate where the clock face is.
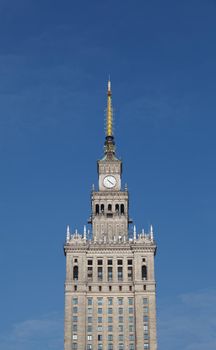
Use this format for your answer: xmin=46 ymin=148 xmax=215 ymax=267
xmin=103 ymin=175 xmax=117 ymax=189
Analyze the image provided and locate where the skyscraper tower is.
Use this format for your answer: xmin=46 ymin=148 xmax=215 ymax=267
xmin=64 ymin=81 xmax=157 ymax=350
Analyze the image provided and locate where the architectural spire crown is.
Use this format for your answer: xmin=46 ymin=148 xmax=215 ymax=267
xmin=104 ymin=79 xmax=116 ymax=158
xmin=106 ymin=79 xmax=113 ymax=137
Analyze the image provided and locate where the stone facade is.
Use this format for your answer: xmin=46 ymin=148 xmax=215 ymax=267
xmin=64 ymin=81 xmax=157 ymax=350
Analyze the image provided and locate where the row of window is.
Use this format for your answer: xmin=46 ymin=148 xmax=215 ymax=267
xmin=72 ymin=297 xmax=148 ymax=305
xmin=85 ymin=334 xmax=135 ymax=341
xmin=95 ymin=204 xmax=125 ymax=214
xmin=84 ymin=316 xmax=136 ymax=324
xmin=72 ymin=344 xmax=149 ymax=350
xmin=72 ymin=324 xmax=135 ymax=333
xmin=73 ymin=265 xmax=147 ymax=281
xmin=87 ymin=297 xmax=134 ymax=305
xmin=73 ymin=284 xmax=147 ymax=292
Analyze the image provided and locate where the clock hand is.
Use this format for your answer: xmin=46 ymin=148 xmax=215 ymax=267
xmin=108 ymin=179 xmax=114 ymax=185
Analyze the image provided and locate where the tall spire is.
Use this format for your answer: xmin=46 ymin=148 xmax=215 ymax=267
xmin=106 ymin=79 xmax=113 ymax=137
xmin=104 ymin=79 xmax=116 ymax=158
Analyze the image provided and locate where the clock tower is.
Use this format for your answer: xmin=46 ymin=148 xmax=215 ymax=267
xmin=90 ymin=81 xmax=129 ymax=242
xmin=64 ymin=80 xmax=157 ymax=350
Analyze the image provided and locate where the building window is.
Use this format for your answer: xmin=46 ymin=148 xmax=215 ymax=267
xmin=129 ymin=334 xmax=134 ymax=341
xmin=108 ymin=317 xmax=113 ymax=323
xmin=73 ymin=316 xmax=78 ymax=322
xmin=98 ymin=344 xmax=103 ymax=350
xmin=101 ymin=204 xmax=104 ymax=212
xmin=72 ymin=298 xmax=78 ymax=305
xmin=118 ymin=325 xmax=123 ymax=332
xmin=88 ymin=317 xmax=92 ymax=323
xmin=115 ymin=204 xmax=119 ymax=212
xmin=143 ymin=298 xmax=148 ymax=304
xmin=88 ymin=266 xmax=93 ymax=280
xmin=88 ymin=308 xmax=92 ymax=314
xmin=129 ymin=307 xmax=134 ymax=314
xmin=117 ymin=259 xmax=123 ymax=265
xmin=128 ymin=298 xmax=133 ymax=305
xmin=119 ymin=286 xmax=122 ymax=291
xmin=88 ymin=259 xmax=93 ymax=265
xmin=108 ymin=266 xmax=113 ymax=281
xmin=73 ymin=266 xmax=78 ymax=280
xmin=142 ymin=265 xmax=147 ymax=280
xmin=88 ymin=286 xmax=92 ymax=291
xmin=98 ymin=325 xmax=103 ymax=331
xmin=98 ymin=308 xmax=102 ymax=314
xmin=129 ymin=344 xmax=134 ymax=350
xmin=109 ymin=286 xmax=112 ymax=291
xmin=143 ymin=285 xmax=146 ymax=291
xmin=74 ymin=285 xmax=77 ymax=291
xmin=119 ymin=334 xmax=124 ymax=341
xmin=88 ymin=298 xmax=93 ymax=305
xmin=119 ymin=316 xmax=123 ymax=323
xmin=120 ymin=204 xmax=124 ymax=214
xmin=144 ymin=344 xmax=149 ymax=349
xmin=129 ymin=316 xmax=134 ymax=323
xmin=73 ymin=307 xmax=78 ymax=313
xmin=98 ymin=334 xmax=102 ymax=341
xmin=87 ymin=335 xmax=92 ymax=341
xmin=98 ymin=317 xmax=102 ymax=323
xmin=98 ymin=267 xmax=103 ymax=281
xmin=108 ymin=204 xmax=112 ymax=211
xmin=108 ymin=308 xmax=113 ymax=314
xmin=74 ymin=258 xmax=78 ymax=263
xmin=87 ymin=345 xmax=92 ymax=350
xmin=144 ymin=324 xmax=148 ymax=332
xmin=118 ymin=267 xmax=123 ymax=281
xmin=98 ymin=259 xmax=103 ymax=265
xmin=73 ymin=324 xmax=77 ymax=332
xmin=99 ymin=286 xmax=102 ymax=291
xmin=128 ymin=266 xmax=133 ymax=281
xmin=142 ymin=258 xmax=146 ymax=262
xmin=72 ymin=343 xmax=77 ymax=350
xmin=129 ymin=285 xmax=132 ymax=291
xmin=97 ymin=297 xmax=103 ymax=305
xmin=108 ymin=344 xmax=113 ymax=350
xmin=144 ymin=334 xmax=149 ymax=340
xmin=144 ymin=306 xmax=148 ymax=313
xmin=129 ymin=325 xmax=134 ymax=332
xmin=96 ymin=204 xmax=99 ymax=214
xmin=118 ymin=298 xmax=123 ymax=305
xmin=108 ymin=334 xmax=113 ymax=341
xmin=108 ymin=298 xmax=113 ymax=305
xmin=108 ymin=325 xmax=113 ymax=332
xmin=143 ymin=315 xmax=148 ymax=322
xmin=87 ymin=325 xmax=92 ymax=332
xmin=118 ymin=308 xmax=123 ymax=314
xmin=119 ymin=344 xmax=124 ymax=350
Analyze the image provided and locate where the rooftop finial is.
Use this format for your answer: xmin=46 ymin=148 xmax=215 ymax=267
xmin=106 ymin=78 xmax=113 ymax=137
xmin=66 ymin=225 xmax=70 ymax=243
xmin=150 ymin=225 xmax=154 ymax=241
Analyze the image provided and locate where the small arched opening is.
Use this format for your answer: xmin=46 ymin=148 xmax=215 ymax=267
xmin=142 ymin=265 xmax=147 ymax=280
xmin=73 ymin=266 xmax=79 ymax=280
xmin=120 ymin=204 xmax=124 ymax=214
xmin=96 ymin=204 xmax=99 ymax=214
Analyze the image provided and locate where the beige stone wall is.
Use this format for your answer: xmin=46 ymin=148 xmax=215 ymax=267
xmin=64 ymin=242 xmax=157 ymax=350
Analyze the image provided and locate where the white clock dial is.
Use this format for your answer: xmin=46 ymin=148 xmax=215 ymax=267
xmin=103 ymin=175 xmax=117 ymax=189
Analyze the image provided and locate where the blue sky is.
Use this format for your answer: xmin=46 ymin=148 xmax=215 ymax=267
xmin=0 ymin=0 xmax=216 ymax=349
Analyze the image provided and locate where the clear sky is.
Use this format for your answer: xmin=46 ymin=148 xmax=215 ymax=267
xmin=0 ymin=0 xmax=216 ymax=349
